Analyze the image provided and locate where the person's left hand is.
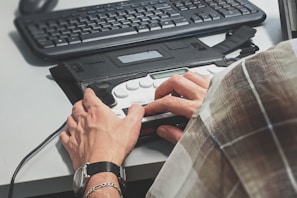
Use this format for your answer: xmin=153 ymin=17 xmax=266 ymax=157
xmin=60 ymin=88 xmax=145 ymax=170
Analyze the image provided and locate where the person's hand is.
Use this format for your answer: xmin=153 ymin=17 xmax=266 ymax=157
xmin=60 ymin=88 xmax=145 ymax=170
xmin=144 ymin=71 xmax=210 ymax=144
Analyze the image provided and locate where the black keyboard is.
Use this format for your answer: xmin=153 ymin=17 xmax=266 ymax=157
xmin=14 ymin=0 xmax=266 ymax=60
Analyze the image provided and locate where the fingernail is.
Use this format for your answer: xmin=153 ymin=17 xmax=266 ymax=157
xmin=157 ymin=126 xmax=167 ymax=136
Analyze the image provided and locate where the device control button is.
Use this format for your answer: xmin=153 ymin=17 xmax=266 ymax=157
xmin=114 ymin=88 xmax=129 ymax=98
xmin=130 ymin=98 xmax=147 ymax=105
xmin=95 ymin=82 xmax=110 ymax=89
xmin=126 ymin=80 xmax=139 ymax=90
xmin=139 ymin=78 xmax=153 ymax=88
xmin=87 ymin=83 xmax=117 ymax=107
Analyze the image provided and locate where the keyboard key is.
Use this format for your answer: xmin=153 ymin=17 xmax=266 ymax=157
xmin=54 ymin=38 xmax=68 ymax=46
xmin=154 ymin=3 xmax=171 ymax=9
xmin=81 ymin=27 xmax=138 ymax=42
xmin=136 ymin=25 xmax=150 ymax=32
xmin=166 ymin=9 xmax=181 ymax=17
xmin=198 ymin=13 xmax=212 ymax=21
xmin=173 ymin=18 xmax=189 ymax=26
xmin=191 ymin=16 xmax=203 ymax=23
xmin=220 ymin=9 xmax=242 ymax=18
xmin=148 ymin=23 xmax=162 ymax=30
xmin=37 ymin=40 xmax=55 ymax=48
xmin=244 ymin=4 xmax=258 ymax=13
xmin=210 ymin=13 xmax=221 ymax=20
xmin=160 ymin=21 xmax=175 ymax=28
xmin=67 ymin=37 xmax=81 ymax=44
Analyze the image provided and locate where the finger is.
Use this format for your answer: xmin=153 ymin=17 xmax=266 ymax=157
xmin=60 ymin=131 xmax=70 ymax=150
xmin=83 ymin=88 xmax=110 ymax=112
xmin=66 ymin=115 xmax=77 ymax=133
xmin=157 ymin=125 xmax=183 ymax=144
xmin=140 ymin=128 xmax=156 ymax=136
xmin=183 ymin=71 xmax=210 ymax=89
xmin=145 ymin=96 xmax=200 ymax=119
xmin=60 ymin=131 xmax=69 ymax=143
xmin=155 ymin=74 xmax=207 ymax=101
xmin=72 ymin=100 xmax=87 ymax=121
xmin=124 ymin=104 xmax=145 ymax=130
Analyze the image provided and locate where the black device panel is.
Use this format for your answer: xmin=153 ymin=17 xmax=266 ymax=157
xmin=50 ymin=36 xmax=226 ymax=104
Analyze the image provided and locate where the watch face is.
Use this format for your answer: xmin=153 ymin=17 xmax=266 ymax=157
xmin=73 ymin=165 xmax=86 ymax=194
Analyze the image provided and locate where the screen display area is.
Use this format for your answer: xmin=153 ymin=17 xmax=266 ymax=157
xmin=150 ymin=68 xmax=188 ymax=79
xmin=118 ymin=50 xmax=163 ymax=63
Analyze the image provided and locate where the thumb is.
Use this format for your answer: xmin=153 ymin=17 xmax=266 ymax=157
xmin=157 ymin=125 xmax=183 ymax=144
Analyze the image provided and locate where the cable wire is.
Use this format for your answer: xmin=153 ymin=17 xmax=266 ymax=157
xmin=8 ymin=121 xmax=66 ymax=198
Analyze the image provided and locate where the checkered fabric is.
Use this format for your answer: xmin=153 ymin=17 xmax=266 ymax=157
xmin=146 ymin=39 xmax=297 ymax=198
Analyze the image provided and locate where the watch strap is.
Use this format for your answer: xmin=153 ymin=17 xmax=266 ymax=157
xmin=87 ymin=161 xmax=120 ymax=177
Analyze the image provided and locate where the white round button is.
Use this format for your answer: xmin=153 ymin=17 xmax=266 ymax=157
xmin=114 ymin=88 xmax=128 ymax=98
xmin=139 ymin=78 xmax=153 ymax=88
xmin=126 ymin=80 xmax=139 ymax=90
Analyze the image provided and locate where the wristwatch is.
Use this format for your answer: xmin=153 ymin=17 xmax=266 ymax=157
xmin=73 ymin=161 xmax=126 ymax=196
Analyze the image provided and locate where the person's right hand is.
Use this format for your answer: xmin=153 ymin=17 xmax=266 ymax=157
xmin=144 ymin=71 xmax=210 ymax=144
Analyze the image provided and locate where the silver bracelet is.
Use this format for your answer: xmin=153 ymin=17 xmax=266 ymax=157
xmin=84 ymin=181 xmax=123 ymax=198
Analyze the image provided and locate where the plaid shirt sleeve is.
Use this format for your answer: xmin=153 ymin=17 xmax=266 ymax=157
xmin=146 ymin=38 xmax=297 ymax=198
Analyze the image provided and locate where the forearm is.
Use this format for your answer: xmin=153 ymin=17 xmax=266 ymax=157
xmin=84 ymin=172 xmax=122 ymax=198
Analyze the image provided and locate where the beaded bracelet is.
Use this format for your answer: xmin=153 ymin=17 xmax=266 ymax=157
xmin=84 ymin=182 xmax=123 ymax=198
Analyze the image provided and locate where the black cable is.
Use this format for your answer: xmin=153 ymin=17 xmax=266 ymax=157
xmin=8 ymin=121 xmax=66 ymax=198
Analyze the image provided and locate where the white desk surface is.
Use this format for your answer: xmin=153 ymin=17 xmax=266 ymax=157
xmin=0 ymin=0 xmax=282 ymax=197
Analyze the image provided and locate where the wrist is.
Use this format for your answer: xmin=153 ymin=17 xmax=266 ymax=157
xmin=73 ymin=161 xmax=126 ymax=197
xmin=87 ymin=157 xmax=123 ymax=168
xmin=88 ymin=151 xmax=125 ymax=167
xmin=84 ymin=173 xmax=122 ymax=198
xmin=87 ymin=172 xmax=118 ymax=186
